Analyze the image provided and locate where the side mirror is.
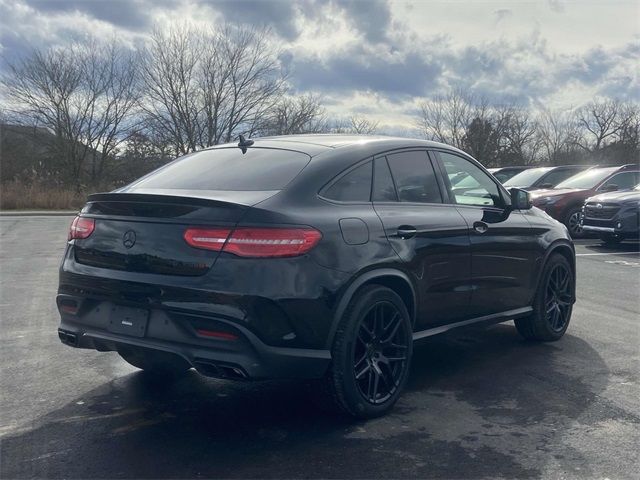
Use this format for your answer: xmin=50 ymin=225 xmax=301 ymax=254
xmin=601 ymin=184 xmax=618 ymax=192
xmin=510 ymin=188 xmax=532 ymax=210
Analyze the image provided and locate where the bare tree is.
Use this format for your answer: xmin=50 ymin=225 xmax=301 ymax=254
xmin=256 ymin=94 xmax=327 ymax=136
xmin=220 ymin=26 xmax=286 ymax=142
xmin=141 ymin=24 xmax=286 ymax=155
xmin=575 ymin=98 xmax=629 ymax=152
xmin=140 ymin=26 xmax=202 ymax=156
xmin=329 ymin=115 xmax=379 ymax=134
xmin=348 ymin=115 xmax=379 ymax=135
xmin=83 ymin=40 xmax=141 ymax=182
xmin=499 ymin=107 xmax=541 ymax=165
xmin=417 ymin=90 xmax=476 ymax=148
xmin=461 ymin=116 xmax=500 ymax=166
xmin=537 ymin=108 xmax=580 ymax=165
xmin=2 ymin=39 xmax=140 ymax=187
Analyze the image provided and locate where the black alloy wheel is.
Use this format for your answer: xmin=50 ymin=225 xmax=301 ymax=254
xmin=515 ymin=253 xmax=574 ymax=342
xmin=544 ymin=263 xmax=573 ymax=333
xmin=323 ymin=285 xmax=413 ymax=418
xmin=353 ymin=301 xmax=410 ymax=404
xmin=566 ymin=208 xmax=584 ymax=237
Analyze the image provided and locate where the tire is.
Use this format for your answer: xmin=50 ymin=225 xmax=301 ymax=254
xmin=564 ymin=207 xmax=585 ymax=238
xmin=600 ymin=234 xmax=623 ymax=245
xmin=515 ymin=253 xmax=574 ymax=342
xmin=118 ymin=347 xmax=191 ymax=377
xmin=322 ymin=285 xmax=413 ymax=419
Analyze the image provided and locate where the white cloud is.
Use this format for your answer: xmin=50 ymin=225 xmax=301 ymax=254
xmin=1 ymin=0 xmax=637 ymax=124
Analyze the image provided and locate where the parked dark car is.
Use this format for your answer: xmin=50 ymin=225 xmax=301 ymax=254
xmin=57 ymin=135 xmax=576 ymax=418
xmin=581 ymin=184 xmax=640 ymax=244
xmin=531 ymin=164 xmax=640 ymax=237
xmin=487 ymin=166 xmax=532 ymax=183
xmin=503 ymin=165 xmax=590 ymax=191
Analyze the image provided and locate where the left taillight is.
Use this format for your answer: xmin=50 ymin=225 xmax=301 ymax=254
xmin=68 ymin=216 xmax=95 ymax=240
xmin=183 ymin=226 xmax=322 ymax=258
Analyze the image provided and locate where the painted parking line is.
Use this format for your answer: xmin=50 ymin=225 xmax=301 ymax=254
xmin=576 ymin=251 xmax=640 ymax=256
xmin=605 ymin=260 xmax=640 ymax=267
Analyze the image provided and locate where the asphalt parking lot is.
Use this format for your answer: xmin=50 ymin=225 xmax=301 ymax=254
xmin=1 ymin=215 xmax=638 ymax=479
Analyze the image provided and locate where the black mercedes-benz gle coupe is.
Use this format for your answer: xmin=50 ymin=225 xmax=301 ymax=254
xmin=57 ymin=135 xmax=576 ymax=418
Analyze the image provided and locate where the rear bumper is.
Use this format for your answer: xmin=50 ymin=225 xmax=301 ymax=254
xmin=57 ymin=295 xmax=331 ymax=380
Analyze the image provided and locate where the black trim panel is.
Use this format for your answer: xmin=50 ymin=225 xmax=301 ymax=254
xmin=412 ymin=306 xmax=533 ymax=340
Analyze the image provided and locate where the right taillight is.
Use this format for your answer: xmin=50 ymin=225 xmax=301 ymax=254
xmin=69 ymin=216 xmax=95 ymax=240
xmin=183 ymin=228 xmax=232 ymax=251
xmin=183 ymin=226 xmax=322 ymax=258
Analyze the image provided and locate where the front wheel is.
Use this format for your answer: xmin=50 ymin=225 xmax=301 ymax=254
xmin=565 ymin=208 xmax=584 ymax=238
xmin=515 ymin=253 xmax=574 ymax=342
xmin=323 ymin=285 xmax=413 ymax=418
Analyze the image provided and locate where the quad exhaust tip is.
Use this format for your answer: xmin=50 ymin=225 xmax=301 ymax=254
xmin=58 ymin=329 xmax=78 ymax=346
xmin=193 ymin=359 xmax=248 ymax=380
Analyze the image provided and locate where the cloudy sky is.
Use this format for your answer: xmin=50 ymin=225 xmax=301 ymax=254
xmin=1 ymin=0 xmax=638 ymax=132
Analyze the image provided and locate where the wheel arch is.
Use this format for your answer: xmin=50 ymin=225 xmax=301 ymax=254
xmin=325 ymin=269 xmax=417 ymax=349
xmin=562 ymin=201 xmax=586 ymax=224
xmin=532 ymin=240 xmax=576 ymax=304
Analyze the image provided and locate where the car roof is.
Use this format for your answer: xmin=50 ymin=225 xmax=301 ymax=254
xmin=205 ymin=134 xmax=465 ymax=158
xmin=592 ymin=165 xmax=635 ymax=174
xmin=256 ymin=134 xmax=394 ymax=148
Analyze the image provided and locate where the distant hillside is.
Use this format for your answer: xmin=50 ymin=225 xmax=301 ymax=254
xmin=0 ymin=123 xmax=58 ymax=183
xmin=0 ymin=123 xmax=103 ymax=184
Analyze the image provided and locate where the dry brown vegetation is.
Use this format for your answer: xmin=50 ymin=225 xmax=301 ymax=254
xmin=0 ymin=181 xmax=85 ymax=211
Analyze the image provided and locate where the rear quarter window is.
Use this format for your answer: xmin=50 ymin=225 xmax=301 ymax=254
xmin=322 ymin=161 xmax=373 ymax=202
xmin=126 ymin=148 xmax=311 ymax=191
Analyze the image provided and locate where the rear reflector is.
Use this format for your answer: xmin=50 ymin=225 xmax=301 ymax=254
xmin=59 ymin=299 xmax=79 ymax=314
xmin=184 ymin=227 xmax=322 ymax=258
xmin=196 ymin=329 xmax=239 ymax=341
xmin=69 ymin=216 xmax=95 ymax=240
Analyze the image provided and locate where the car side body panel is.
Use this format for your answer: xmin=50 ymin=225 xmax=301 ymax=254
xmin=57 ymin=135 xmax=576 ymax=381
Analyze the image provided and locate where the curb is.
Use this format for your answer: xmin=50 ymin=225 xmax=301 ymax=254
xmin=0 ymin=210 xmax=78 ymax=217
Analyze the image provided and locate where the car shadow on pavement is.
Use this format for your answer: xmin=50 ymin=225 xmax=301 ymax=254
xmin=1 ymin=325 xmax=613 ymax=479
xmin=582 ymin=239 xmax=639 ymax=255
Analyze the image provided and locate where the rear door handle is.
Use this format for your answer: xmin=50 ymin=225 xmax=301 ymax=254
xmin=473 ymin=221 xmax=488 ymax=234
xmin=397 ymin=226 xmax=417 ymax=239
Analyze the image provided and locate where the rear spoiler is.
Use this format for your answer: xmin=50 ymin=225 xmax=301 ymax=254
xmin=87 ymin=189 xmax=280 ymax=208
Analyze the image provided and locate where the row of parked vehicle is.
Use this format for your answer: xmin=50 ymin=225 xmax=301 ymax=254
xmin=487 ymin=164 xmax=640 ymax=242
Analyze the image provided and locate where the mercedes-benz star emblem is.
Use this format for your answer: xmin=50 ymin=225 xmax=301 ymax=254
xmin=123 ymin=230 xmax=136 ymax=249
xmin=596 ymin=203 xmax=603 ymax=209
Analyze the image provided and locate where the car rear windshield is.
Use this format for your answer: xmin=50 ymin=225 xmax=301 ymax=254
xmin=126 ymin=148 xmax=311 ymax=191
xmin=555 ymin=168 xmax=618 ymax=190
xmin=503 ymin=167 xmax=552 ymax=187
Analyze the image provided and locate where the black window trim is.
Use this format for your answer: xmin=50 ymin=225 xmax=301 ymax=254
xmin=596 ymin=171 xmax=640 ymax=192
xmin=372 ymin=155 xmax=399 ymax=202
xmin=372 ymin=148 xmax=446 ymax=206
xmin=317 ymin=158 xmax=374 ymax=205
xmin=431 ymin=148 xmax=510 ymax=211
xmin=534 ymin=166 xmax=582 ymax=188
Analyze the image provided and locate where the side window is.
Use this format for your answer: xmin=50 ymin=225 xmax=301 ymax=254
xmin=438 ymin=152 xmax=501 ymax=207
xmin=372 ymin=157 xmax=397 ymax=201
xmin=386 ymin=151 xmax=443 ymax=203
xmin=493 ymin=171 xmax=512 ymax=183
xmin=600 ymin=172 xmax=639 ymax=191
xmin=322 ymin=161 xmax=372 ymax=202
xmin=540 ymin=169 xmax=578 ymax=187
